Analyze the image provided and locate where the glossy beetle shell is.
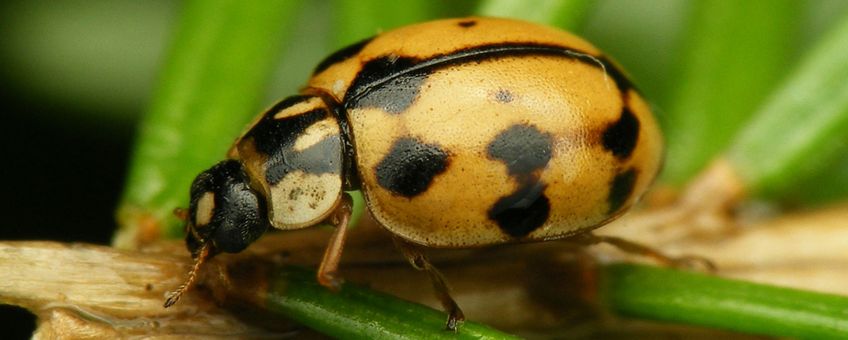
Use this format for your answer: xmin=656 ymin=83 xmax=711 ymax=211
xmin=236 ymin=17 xmax=663 ymax=248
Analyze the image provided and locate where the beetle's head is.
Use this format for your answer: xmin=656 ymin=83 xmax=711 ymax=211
xmin=184 ymin=159 xmax=270 ymax=258
xmin=165 ymin=159 xmax=269 ymax=307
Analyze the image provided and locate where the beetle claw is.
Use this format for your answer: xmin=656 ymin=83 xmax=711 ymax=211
xmin=317 ymin=271 xmax=344 ymax=291
xmin=669 ymin=255 xmax=717 ymax=273
xmin=445 ymin=312 xmax=464 ymax=332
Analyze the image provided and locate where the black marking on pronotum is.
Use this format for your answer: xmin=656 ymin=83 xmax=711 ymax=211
xmin=313 ymin=36 xmax=374 ymax=75
xmin=487 ymin=124 xmax=553 ymax=177
xmin=344 ymin=42 xmax=634 ymax=114
xmin=375 ymin=137 xmax=449 ymax=197
xmin=245 ymin=95 xmax=343 ymax=185
xmin=494 ymin=89 xmax=514 ymax=103
xmin=458 ymin=20 xmax=477 ymax=28
xmin=488 ymin=182 xmax=550 ymax=238
xmin=602 ymin=106 xmax=640 ymax=160
xmin=264 ymin=136 xmax=342 ymax=184
xmin=608 ymin=168 xmax=638 ymax=214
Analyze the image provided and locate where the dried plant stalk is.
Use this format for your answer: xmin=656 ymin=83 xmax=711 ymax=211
xmin=3 ymin=203 xmax=848 ymax=338
xmin=0 ymin=241 xmax=284 ymax=338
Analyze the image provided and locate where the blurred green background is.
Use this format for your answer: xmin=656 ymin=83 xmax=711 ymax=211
xmin=2 ymin=0 xmax=848 ymax=337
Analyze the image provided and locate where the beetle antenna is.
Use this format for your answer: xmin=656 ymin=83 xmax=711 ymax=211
xmin=163 ymin=243 xmax=210 ymax=308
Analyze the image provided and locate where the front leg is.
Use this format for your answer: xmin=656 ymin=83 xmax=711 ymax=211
xmin=317 ymin=192 xmax=354 ymax=290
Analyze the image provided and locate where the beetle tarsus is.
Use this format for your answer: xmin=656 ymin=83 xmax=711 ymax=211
xmin=445 ymin=311 xmax=465 ymax=332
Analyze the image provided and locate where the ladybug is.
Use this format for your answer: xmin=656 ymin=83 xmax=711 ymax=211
xmin=164 ymin=17 xmax=664 ymax=330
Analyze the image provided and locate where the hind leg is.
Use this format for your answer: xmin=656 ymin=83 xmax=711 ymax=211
xmin=574 ymin=232 xmax=716 ymax=271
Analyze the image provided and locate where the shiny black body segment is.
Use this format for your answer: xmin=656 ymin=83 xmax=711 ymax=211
xmin=243 ymin=95 xmax=343 ymax=185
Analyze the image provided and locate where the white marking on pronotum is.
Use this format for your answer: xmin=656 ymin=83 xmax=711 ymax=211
xmin=293 ymin=119 xmax=340 ymax=152
xmin=269 ymin=171 xmax=342 ymax=229
xmin=273 ymin=96 xmax=324 ymax=120
xmin=332 ymin=79 xmax=345 ymax=98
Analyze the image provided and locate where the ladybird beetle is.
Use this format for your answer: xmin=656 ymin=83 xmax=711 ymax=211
xmin=165 ymin=17 xmax=664 ymax=330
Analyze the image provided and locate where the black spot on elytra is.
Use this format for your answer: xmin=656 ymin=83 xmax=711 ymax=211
xmin=487 ymin=124 xmax=554 ymax=237
xmin=264 ymin=136 xmax=342 ymax=184
xmin=245 ymin=96 xmax=342 ymax=185
xmin=458 ymin=20 xmax=477 ymax=28
xmin=375 ymin=137 xmax=449 ymax=197
xmin=346 ymin=55 xmax=428 ymax=114
xmin=494 ymin=89 xmax=513 ymax=103
xmin=608 ymin=168 xmax=638 ymax=214
xmin=313 ymin=37 xmax=374 ymax=75
xmin=487 ymin=124 xmax=553 ymax=177
xmin=488 ymin=182 xmax=550 ymax=238
xmin=602 ymin=106 xmax=640 ymax=160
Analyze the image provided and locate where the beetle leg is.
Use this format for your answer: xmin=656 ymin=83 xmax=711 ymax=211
xmin=576 ymin=233 xmax=716 ymax=272
xmin=393 ymin=237 xmax=465 ymax=332
xmin=317 ymin=192 xmax=353 ymax=291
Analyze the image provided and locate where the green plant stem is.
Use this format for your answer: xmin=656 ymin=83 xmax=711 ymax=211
xmin=660 ymin=0 xmax=799 ymax=185
xmin=726 ymin=12 xmax=848 ymax=200
xmin=116 ymin=0 xmax=301 ymax=244
xmin=264 ymin=266 xmax=519 ymax=339
xmin=603 ymin=264 xmax=848 ymax=339
xmin=476 ymin=0 xmax=592 ymax=29
xmin=790 ymin=152 xmax=848 ymax=205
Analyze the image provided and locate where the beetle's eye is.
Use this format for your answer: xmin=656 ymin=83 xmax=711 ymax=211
xmin=185 ymin=160 xmax=270 ymax=257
